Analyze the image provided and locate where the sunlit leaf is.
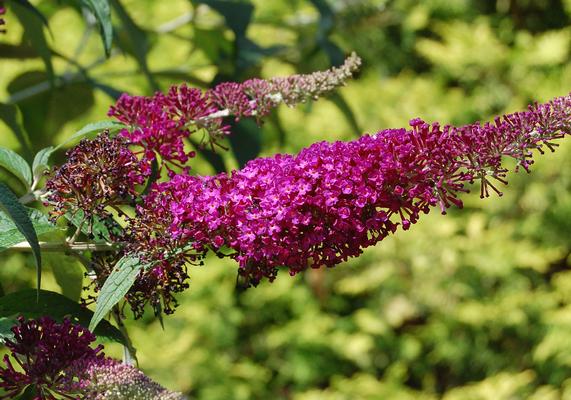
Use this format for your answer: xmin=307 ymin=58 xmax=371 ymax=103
xmin=89 ymin=256 xmax=144 ymax=331
xmin=0 ymin=147 xmax=32 ymax=189
xmin=77 ymin=0 xmax=113 ymax=57
xmin=0 ymin=183 xmax=42 ymax=292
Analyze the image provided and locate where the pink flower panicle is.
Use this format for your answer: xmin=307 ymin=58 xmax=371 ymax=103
xmin=108 ymin=53 xmax=361 ymax=162
xmin=45 ymin=131 xmax=146 ymax=224
xmin=131 ymin=93 xmax=570 ymax=286
xmin=121 ymin=185 xmax=205 ymax=317
xmin=0 ymin=316 xmax=104 ymax=399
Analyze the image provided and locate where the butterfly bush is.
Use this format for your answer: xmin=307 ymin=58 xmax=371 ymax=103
xmin=45 ymin=54 xmax=362 ymax=316
xmin=44 ymin=50 xmax=571 ymax=317
xmin=130 ymin=94 xmax=571 ymax=286
xmin=0 ymin=317 xmax=184 ymax=399
xmin=107 ymin=53 xmax=361 ymax=165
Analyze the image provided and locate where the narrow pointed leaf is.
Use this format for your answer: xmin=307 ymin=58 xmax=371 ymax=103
xmin=0 ymin=103 xmax=32 ymax=158
xmin=31 ymin=146 xmax=55 ymax=178
xmin=78 ymin=0 xmax=113 ymax=56
xmin=56 ymin=120 xmax=125 ymax=149
xmin=89 ymin=256 xmax=144 ymax=331
xmin=111 ymin=0 xmax=158 ymax=90
xmin=229 ymin=119 xmax=262 ymax=167
xmin=0 ymin=208 xmax=60 ymax=252
xmin=12 ymin=0 xmax=50 ymax=28
xmin=0 ymin=147 xmax=32 ymax=188
xmin=0 ymin=183 xmax=42 ymax=292
xmin=45 ymin=254 xmax=84 ymax=302
xmin=11 ymin=1 xmax=54 ymax=81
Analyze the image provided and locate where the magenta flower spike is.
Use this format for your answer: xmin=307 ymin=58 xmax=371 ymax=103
xmin=130 ymin=93 xmax=570 ymax=287
xmin=107 ymin=53 xmax=362 ymax=163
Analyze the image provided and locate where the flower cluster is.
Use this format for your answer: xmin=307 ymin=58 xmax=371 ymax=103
xmin=45 ymin=132 xmax=146 ymax=223
xmin=120 ymin=184 xmax=204 ymax=317
xmin=130 ymin=93 xmax=570 ymax=285
xmin=108 ymin=53 xmax=361 ymax=163
xmin=0 ymin=1 xmax=6 ymax=34
xmin=0 ymin=317 xmax=185 ymax=399
xmin=0 ymin=316 xmax=103 ymax=399
xmin=83 ymin=359 xmax=185 ymax=400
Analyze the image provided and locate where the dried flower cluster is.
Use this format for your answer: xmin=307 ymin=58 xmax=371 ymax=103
xmin=107 ymin=53 xmax=361 ymax=164
xmin=45 ymin=132 xmax=146 ymax=222
xmin=0 ymin=317 xmax=184 ymax=399
xmin=130 ymin=93 xmax=570 ymax=286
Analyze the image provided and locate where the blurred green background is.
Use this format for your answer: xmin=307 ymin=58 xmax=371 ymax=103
xmin=1 ymin=0 xmax=571 ymax=398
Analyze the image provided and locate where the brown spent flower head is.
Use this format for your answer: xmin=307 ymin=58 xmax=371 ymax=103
xmin=45 ymin=131 xmax=147 ymax=223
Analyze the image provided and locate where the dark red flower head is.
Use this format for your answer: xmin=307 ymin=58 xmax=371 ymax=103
xmin=0 ymin=317 xmax=104 ymax=399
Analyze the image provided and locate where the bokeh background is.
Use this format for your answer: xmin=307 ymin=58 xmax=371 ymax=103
xmin=1 ymin=0 xmax=571 ymax=398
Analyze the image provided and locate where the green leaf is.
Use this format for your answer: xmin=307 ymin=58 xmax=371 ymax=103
xmin=0 ymin=289 xmax=125 ymax=344
xmin=328 ymin=92 xmax=362 ymax=137
xmin=0 ymin=208 xmax=60 ymax=252
xmin=78 ymin=0 xmax=113 ymax=57
xmin=229 ymin=119 xmax=262 ymax=168
xmin=0 ymin=316 xmax=17 ymax=343
xmin=0 ymin=103 xmax=32 ymax=158
xmin=45 ymin=254 xmax=84 ymax=302
xmin=15 ymin=385 xmax=37 ymax=400
xmin=11 ymin=1 xmax=54 ymax=82
xmin=0 ymin=183 xmax=42 ymax=292
xmin=65 ymin=209 xmax=122 ymax=242
xmin=90 ymin=256 xmax=144 ymax=331
xmin=31 ymin=146 xmax=55 ymax=178
xmin=188 ymin=137 xmax=227 ymax=173
xmin=110 ymin=0 xmax=158 ymax=90
xmin=193 ymin=0 xmax=254 ymax=38
xmin=11 ymin=0 xmax=50 ymax=28
xmin=0 ymin=147 xmax=32 ymax=188
xmin=7 ymin=73 xmax=96 ymax=150
xmin=56 ymin=120 xmax=125 ymax=150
